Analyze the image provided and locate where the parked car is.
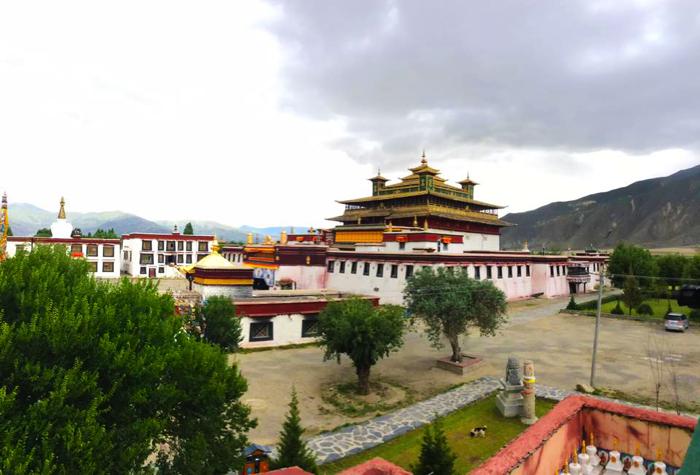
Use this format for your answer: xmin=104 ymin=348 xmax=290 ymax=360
xmin=664 ymin=312 xmax=689 ymax=332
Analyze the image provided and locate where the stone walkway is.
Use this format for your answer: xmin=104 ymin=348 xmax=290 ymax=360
xmin=307 ymin=375 xmax=698 ymax=464
xmin=307 ymin=376 xmax=576 ymax=464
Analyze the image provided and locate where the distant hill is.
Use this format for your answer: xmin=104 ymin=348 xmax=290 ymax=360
xmin=501 ymin=164 xmax=700 ymax=250
xmin=7 ymin=203 xmax=308 ymax=242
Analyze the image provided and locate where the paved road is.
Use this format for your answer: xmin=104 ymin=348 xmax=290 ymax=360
xmin=234 ymin=292 xmax=699 ymax=444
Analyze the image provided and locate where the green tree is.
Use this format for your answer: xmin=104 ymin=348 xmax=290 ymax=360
xmin=411 ymin=418 xmax=457 ymax=475
xmin=0 ymin=246 xmax=255 ymax=474
xmin=404 ymin=267 xmax=507 ymax=363
xmin=34 ymin=227 xmax=52 ymax=237
xmin=92 ymin=228 xmax=119 ymax=239
xmin=607 ymin=243 xmax=657 ymax=289
xmin=196 ymin=296 xmax=242 ymax=351
xmin=5 ymin=226 xmax=11 ymax=236
xmin=272 ymin=388 xmax=317 ymax=472
xmin=622 ymin=275 xmax=643 ymax=316
xmin=655 ymin=254 xmax=687 ymax=291
xmin=683 ymin=255 xmax=700 ymax=280
xmin=318 ymin=298 xmax=405 ymax=395
xmin=183 ymin=222 xmax=194 ymax=235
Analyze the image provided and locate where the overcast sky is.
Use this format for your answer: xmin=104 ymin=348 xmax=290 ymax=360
xmin=1 ymin=0 xmax=699 ymax=227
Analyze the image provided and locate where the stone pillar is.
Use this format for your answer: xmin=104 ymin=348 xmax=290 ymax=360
xmin=496 ymin=357 xmax=523 ymax=417
xmin=520 ymin=359 xmax=537 ymax=425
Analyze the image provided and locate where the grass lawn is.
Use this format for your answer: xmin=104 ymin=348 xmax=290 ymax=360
xmin=600 ymin=298 xmax=692 ymax=319
xmin=318 ymin=395 xmax=556 ymax=474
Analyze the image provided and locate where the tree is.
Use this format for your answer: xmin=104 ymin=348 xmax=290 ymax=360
xmin=92 ymin=228 xmax=119 ymax=239
xmin=34 ymin=227 xmax=52 ymax=237
xmin=318 ymin=298 xmax=405 ymax=395
xmin=272 ymin=388 xmax=317 ymax=472
xmin=684 ymin=255 xmax=700 ymax=280
xmin=566 ymin=295 xmax=580 ymax=311
xmin=655 ymin=254 xmax=687 ymax=290
xmin=622 ymin=275 xmax=643 ymax=316
xmin=607 ymin=243 xmax=657 ymax=289
xmin=6 ymin=226 xmax=12 ymax=236
xmin=0 ymin=246 xmax=255 ymax=474
xmin=411 ymin=418 xmax=457 ymax=475
xmin=404 ymin=267 xmax=507 ymax=363
xmin=196 ymin=296 xmax=242 ymax=351
xmin=183 ymin=222 xmax=194 ymax=235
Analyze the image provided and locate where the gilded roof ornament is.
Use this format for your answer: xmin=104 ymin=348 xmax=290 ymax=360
xmin=58 ymin=197 xmax=66 ymax=219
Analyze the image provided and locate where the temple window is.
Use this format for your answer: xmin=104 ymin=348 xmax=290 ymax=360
xmin=103 ymin=245 xmax=114 ymax=257
xmin=71 ymin=243 xmax=82 ymax=254
xmin=399 ymin=241 xmax=406 ymax=251
xmin=140 ymin=266 xmax=147 ymax=275
xmin=376 ymin=263 xmax=384 ymax=277
xmin=550 ymin=266 xmax=555 ymax=277
xmin=167 ymin=241 xmax=176 ymax=251
xmin=158 ymin=254 xmax=165 ymax=263
xmin=390 ymin=264 xmax=398 ymax=278
xmin=249 ymin=321 xmax=273 ymax=342
xmin=497 ymin=266 xmax=503 ymax=279
xmin=517 ymin=266 xmax=522 ymax=277
xmin=526 ymin=265 xmax=531 ymax=277
xmin=158 ymin=240 xmax=165 ymax=251
xmin=177 ymin=241 xmax=184 ymax=251
xmin=351 ymin=261 xmax=358 ymax=274
xmin=177 ymin=255 xmax=184 ymax=264
xmin=197 ymin=253 xmax=207 ymax=261
xmin=158 ymin=267 xmax=164 ymax=274
xmin=405 ymin=265 xmax=414 ymax=279
xmin=508 ymin=266 xmax=513 ymax=278
xmin=474 ymin=266 xmax=481 ymax=280
xmin=87 ymin=244 xmax=98 ymax=257
xmin=186 ymin=255 xmax=192 ymax=264
xmin=339 ymin=261 xmax=346 ymax=273
xmin=140 ymin=254 xmax=154 ymax=265
xmin=486 ymin=266 xmax=493 ymax=279
xmin=198 ymin=242 xmax=208 ymax=252
xmin=301 ymin=317 xmax=319 ymax=338
xmin=363 ymin=262 xmax=370 ymax=276
xmin=186 ymin=241 xmax=192 ymax=251
xmin=327 ymin=260 xmax=335 ymax=272
xmin=88 ymin=262 xmax=97 ymax=273
xmin=142 ymin=240 xmax=152 ymax=251
xmin=102 ymin=262 xmax=114 ymax=273
xmin=123 ymin=251 xmax=128 ymax=261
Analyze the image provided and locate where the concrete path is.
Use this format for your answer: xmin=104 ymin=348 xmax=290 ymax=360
xmin=307 ymin=376 xmax=573 ymax=464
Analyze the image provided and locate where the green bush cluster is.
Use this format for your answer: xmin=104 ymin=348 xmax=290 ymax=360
xmin=611 ymin=300 xmax=625 ymax=315
xmin=636 ymin=303 xmax=654 ymax=316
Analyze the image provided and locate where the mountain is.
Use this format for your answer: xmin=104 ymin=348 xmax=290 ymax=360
xmin=500 ymin=164 xmax=700 ymax=250
xmin=156 ymin=220 xmax=248 ymax=243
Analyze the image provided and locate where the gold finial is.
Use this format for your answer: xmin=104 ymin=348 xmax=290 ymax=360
xmin=246 ymin=232 xmax=253 ymax=245
xmin=412 ymin=215 xmax=418 ymax=227
xmin=280 ymin=230 xmax=288 ymax=245
xmin=423 ymin=218 xmax=428 ymax=230
xmin=590 ymin=433 xmax=595 ymax=447
xmin=388 ymin=220 xmax=393 ymax=232
xmin=421 ymin=149 xmax=427 ymax=165
xmin=58 ymin=196 xmax=66 ymax=219
xmin=212 ymin=236 xmax=220 ymax=253
xmin=563 ymin=462 xmax=569 ymax=474
xmin=581 ymin=440 xmax=586 ymax=454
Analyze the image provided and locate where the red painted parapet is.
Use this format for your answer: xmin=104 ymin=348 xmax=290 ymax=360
xmin=337 ymin=457 xmax=412 ymax=475
xmin=472 ymin=395 xmax=697 ymax=475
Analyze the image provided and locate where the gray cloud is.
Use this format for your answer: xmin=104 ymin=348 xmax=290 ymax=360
xmin=265 ymin=0 xmax=700 ymax=169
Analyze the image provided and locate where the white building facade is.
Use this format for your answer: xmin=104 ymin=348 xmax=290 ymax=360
xmin=121 ymin=232 xmax=215 ymax=278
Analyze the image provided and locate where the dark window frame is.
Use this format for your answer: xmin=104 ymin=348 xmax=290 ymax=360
xmin=249 ymin=321 xmax=274 ymax=342
xmin=142 ymin=240 xmax=152 ymax=251
xmin=405 ymin=265 xmax=414 ymax=279
xmin=102 ymin=261 xmax=114 ymax=273
xmin=363 ymin=262 xmax=370 ymax=276
xmin=390 ymin=264 xmax=398 ymax=278
xmin=301 ymin=317 xmax=319 ymax=338
xmin=103 ymin=245 xmax=114 ymax=257
xmin=351 ymin=261 xmax=358 ymax=274
xmin=339 ymin=261 xmax=346 ymax=273
xmin=376 ymin=263 xmax=384 ymax=277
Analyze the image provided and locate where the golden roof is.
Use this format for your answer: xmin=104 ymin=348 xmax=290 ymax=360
xmin=337 ymin=189 xmax=503 ymax=208
xmin=58 ymin=197 xmax=66 ymax=219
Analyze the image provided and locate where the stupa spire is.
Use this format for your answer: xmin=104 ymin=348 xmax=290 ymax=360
xmin=58 ymin=197 xmax=66 ymax=219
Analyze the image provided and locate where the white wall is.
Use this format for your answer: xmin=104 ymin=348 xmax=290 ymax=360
xmin=6 ymin=240 xmax=120 ymax=278
xmin=122 ymin=237 xmax=211 ymax=278
xmin=462 ymin=232 xmax=500 ymax=251
xmin=239 ymin=314 xmax=319 ymax=348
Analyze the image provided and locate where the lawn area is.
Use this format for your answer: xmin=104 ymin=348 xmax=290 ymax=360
xmin=600 ymin=298 xmax=692 ymax=318
xmin=318 ymin=395 xmax=556 ymax=474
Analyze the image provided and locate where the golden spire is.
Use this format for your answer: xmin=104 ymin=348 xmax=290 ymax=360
xmin=212 ymin=236 xmax=221 ymax=253
xmin=421 ymin=149 xmax=427 ymax=165
xmin=246 ymin=232 xmax=253 ymax=245
xmin=423 ymin=217 xmax=428 ymax=230
xmin=413 ymin=215 xmax=418 ymax=227
xmin=58 ymin=196 xmax=66 ymax=219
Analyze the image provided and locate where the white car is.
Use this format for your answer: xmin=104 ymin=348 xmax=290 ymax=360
xmin=664 ymin=313 xmax=689 ymax=332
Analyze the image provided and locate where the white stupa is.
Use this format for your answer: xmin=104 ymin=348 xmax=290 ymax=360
xmin=50 ymin=197 xmax=74 ymax=239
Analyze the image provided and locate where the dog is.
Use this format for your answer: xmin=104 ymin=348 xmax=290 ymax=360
xmin=470 ymin=425 xmax=487 ymax=437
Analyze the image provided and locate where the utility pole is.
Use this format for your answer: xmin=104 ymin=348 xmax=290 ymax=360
xmin=590 ymin=266 xmax=605 ymax=387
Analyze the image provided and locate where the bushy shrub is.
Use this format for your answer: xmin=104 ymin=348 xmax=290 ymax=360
xmin=636 ymin=303 xmax=654 ymax=316
xmin=689 ymin=309 xmax=700 ymax=321
xmin=566 ymin=295 xmax=580 ymax=311
xmin=611 ymin=301 xmax=625 ymax=315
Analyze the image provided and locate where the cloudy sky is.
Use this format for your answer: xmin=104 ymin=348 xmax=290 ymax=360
xmin=1 ymin=0 xmax=699 ymax=227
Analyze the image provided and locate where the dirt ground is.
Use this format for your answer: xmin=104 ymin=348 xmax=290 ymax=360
xmin=233 ymin=294 xmax=700 ymax=444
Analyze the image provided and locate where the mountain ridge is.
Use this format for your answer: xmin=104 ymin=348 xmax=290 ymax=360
xmin=500 ymin=164 xmax=700 ymax=250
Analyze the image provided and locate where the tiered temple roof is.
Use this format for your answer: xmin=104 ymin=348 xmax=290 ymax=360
xmin=329 ymin=153 xmax=511 ymax=231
